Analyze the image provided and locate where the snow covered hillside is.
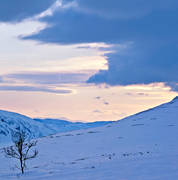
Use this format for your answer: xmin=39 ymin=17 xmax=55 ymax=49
xmin=34 ymin=118 xmax=112 ymax=134
xmin=0 ymin=97 xmax=178 ymax=179
xmin=0 ymin=110 xmax=112 ymax=147
xmin=0 ymin=110 xmax=54 ymax=146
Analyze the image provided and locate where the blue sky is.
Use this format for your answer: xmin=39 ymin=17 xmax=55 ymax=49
xmin=0 ymin=0 xmax=177 ymax=121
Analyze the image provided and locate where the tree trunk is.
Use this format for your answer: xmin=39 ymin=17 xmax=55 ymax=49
xmin=20 ymin=158 xmax=24 ymax=174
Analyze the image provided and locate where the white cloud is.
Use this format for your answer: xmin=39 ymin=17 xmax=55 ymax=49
xmin=0 ymin=19 xmax=107 ymax=74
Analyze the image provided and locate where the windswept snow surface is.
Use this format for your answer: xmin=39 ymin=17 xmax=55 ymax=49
xmin=0 ymin=97 xmax=178 ymax=179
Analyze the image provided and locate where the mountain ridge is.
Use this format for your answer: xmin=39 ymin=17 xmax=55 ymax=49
xmin=0 ymin=110 xmax=112 ymax=146
xmin=0 ymin=96 xmax=177 ymax=146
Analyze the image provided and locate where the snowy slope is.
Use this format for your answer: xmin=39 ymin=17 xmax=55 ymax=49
xmin=0 ymin=110 xmax=54 ymax=146
xmin=0 ymin=110 xmax=112 ymax=146
xmin=0 ymin=97 xmax=178 ymax=179
xmin=34 ymin=118 xmax=112 ymax=134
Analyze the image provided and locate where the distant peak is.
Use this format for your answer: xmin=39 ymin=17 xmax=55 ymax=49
xmin=171 ymin=96 xmax=178 ymax=102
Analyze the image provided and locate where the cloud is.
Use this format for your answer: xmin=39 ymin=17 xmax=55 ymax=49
xmin=0 ymin=71 xmax=90 ymax=94
xmin=0 ymin=77 xmax=3 ymax=83
xmin=137 ymin=93 xmax=149 ymax=96
xmin=88 ymin=42 xmax=178 ymax=87
xmin=0 ymin=85 xmax=72 ymax=94
xmin=104 ymin=101 xmax=109 ymax=105
xmin=63 ymin=0 xmax=177 ymax=19
xmin=95 ymin=96 xmax=101 ymax=100
xmin=93 ymin=110 xmax=102 ymax=113
xmin=26 ymin=0 xmax=178 ymax=44
xmin=23 ymin=0 xmax=178 ymax=90
xmin=165 ymin=82 xmax=178 ymax=92
xmin=0 ymin=0 xmax=56 ymax=22
xmin=125 ymin=92 xmax=149 ymax=96
xmin=94 ymin=96 xmax=109 ymax=105
xmin=6 ymin=72 xmax=89 ymax=84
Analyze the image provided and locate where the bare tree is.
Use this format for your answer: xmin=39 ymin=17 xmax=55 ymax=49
xmin=3 ymin=131 xmax=38 ymax=174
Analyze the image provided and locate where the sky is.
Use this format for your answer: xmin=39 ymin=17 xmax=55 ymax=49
xmin=0 ymin=0 xmax=177 ymax=122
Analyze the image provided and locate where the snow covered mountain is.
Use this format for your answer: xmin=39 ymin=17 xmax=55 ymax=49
xmin=0 ymin=110 xmax=54 ymax=146
xmin=34 ymin=118 xmax=112 ymax=134
xmin=0 ymin=97 xmax=178 ymax=179
xmin=0 ymin=110 xmax=112 ymax=146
